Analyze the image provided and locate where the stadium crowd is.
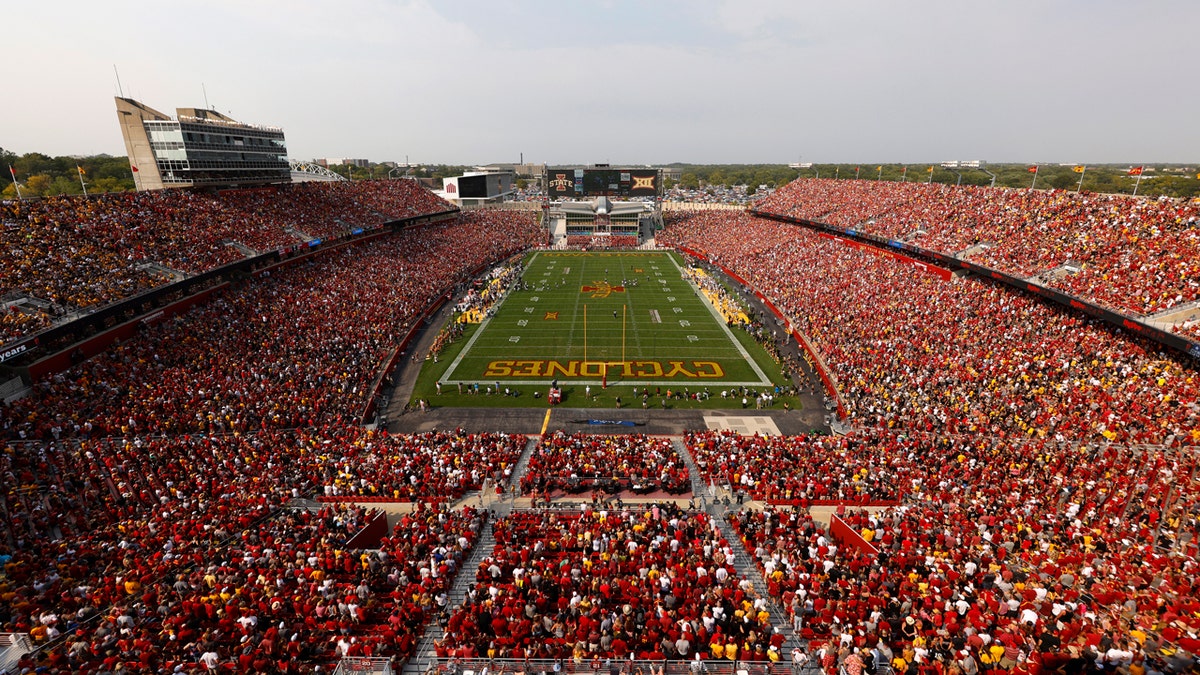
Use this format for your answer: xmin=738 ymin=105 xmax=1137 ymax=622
xmin=564 ymin=235 xmax=640 ymax=249
xmin=685 ymin=431 xmax=904 ymax=505
xmin=435 ymin=504 xmax=787 ymax=663
xmin=519 ymin=433 xmax=692 ymax=497
xmin=0 ymin=199 xmax=545 ymax=672
xmin=728 ymin=428 xmax=1200 ymax=674
xmin=753 ymin=179 xmax=1200 ymax=319
xmin=4 ymin=499 xmax=485 ymax=674
xmin=3 ymin=210 xmax=542 ymax=441
xmin=0 ymin=179 xmax=453 ymax=343
xmin=4 ymin=175 xmax=1200 ymax=675
xmin=0 ymin=423 xmax=526 ymax=670
xmin=305 ymin=428 xmax=526 ymax=502
xmin=659 ymin=210 xmax=1198 ymax=447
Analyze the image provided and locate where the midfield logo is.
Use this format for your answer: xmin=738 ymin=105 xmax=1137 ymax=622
xmin=544 ymin=311 xmax=559 ymax=320
xmin=581 ymin=281 xmax=625 ymax=298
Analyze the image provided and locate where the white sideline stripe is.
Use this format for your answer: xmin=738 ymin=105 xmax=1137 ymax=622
xmin=440 ymin=253 xmax=526 ymax=382
xmin=666 ymin=253 xmax=772 ymax=387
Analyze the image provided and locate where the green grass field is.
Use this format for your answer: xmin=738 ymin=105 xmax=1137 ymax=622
xmin=434 ymin=251 xmax=777 ymax=394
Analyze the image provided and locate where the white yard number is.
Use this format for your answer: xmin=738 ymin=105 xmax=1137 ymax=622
xmin=509 ymin=336 xmax=521 ymax=343
xmin=517 ymin=320 xmax=528 ymax=327
xmin=679 ymin=320 xmax=691 ymax=327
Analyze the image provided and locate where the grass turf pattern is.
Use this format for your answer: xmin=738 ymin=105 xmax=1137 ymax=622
xmin=440 ymin=251 xmax=773 ymax=387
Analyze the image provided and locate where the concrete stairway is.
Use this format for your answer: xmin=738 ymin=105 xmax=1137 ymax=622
xmin=675 ymin=438 xmax=804 ymax=657
xmin=672 ymin=437 xmax=711 ymax=499
xmin=403 ymin=436 xmax=539 ymax=675
xmin=709 ymin=503 xmax=805 ymax=660
xmin=403 ymin=521 xmax=496 ymax=675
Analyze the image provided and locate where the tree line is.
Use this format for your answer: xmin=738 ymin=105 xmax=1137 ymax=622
xmin=3 ymin=149 xmax=1196 ymax=200
xmin=1 ymin=149 xmax=138 ymax=199
xmin=658 ymin=163 xmax=1198 ymax=199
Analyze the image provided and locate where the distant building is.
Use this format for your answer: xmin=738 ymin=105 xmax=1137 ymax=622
xmin=115 ymin=97 xmax=289 ymax=191
xmin=477 ymin=163 xmax=545 ymax=178
xmin=319 ymin=158 xmax=370 ymax=168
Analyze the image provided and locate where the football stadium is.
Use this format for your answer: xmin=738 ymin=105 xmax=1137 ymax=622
xmin=2 ymin=7 xmax=1200 ymax=675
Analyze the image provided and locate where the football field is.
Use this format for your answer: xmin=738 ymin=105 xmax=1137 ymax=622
xmin=440 ymin=250 xmax=774 ymax=387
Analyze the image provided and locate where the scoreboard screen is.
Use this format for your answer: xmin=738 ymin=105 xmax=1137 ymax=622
xmin=547 ymin=168 xmax=659 ymax=198
xmin=458 ymin=174 xmax=489 ymax=199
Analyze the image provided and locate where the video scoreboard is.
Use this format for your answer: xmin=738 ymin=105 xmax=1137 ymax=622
xmin=546 ymin=167 xmax=661 ymax=198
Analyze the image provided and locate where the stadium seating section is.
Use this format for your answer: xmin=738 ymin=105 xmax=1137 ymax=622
xmin=658 ymin=210 xmax=1197 ymax=446
xmin=752 ymin=179 xmax=1200 ymax=320
xmin=1 ymin=180 xmax=453 ymax=343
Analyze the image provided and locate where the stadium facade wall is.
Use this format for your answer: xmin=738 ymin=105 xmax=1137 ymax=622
xmin=829 ymin=514 xmax=879 ymax=556
xmin=26 ymin=283 xmax=228 ymax=381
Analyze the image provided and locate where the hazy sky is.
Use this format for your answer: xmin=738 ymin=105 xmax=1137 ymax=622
xmin=3 ymin=1 xmax=1197 ymax=165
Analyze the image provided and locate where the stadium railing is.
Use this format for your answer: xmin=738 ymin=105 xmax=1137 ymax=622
xmin=430 ymin=658 xmax=813 ymax=675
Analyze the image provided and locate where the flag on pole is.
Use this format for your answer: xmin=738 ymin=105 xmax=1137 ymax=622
xmin=131 ymin=165 xmax=139 ymax=172
xmin=1073 ymin=165 xmax=1085 ymax=173
xmin=7 ymin=165 xmax=15 ymax=181
xmin=77 ymin=165 xmax=86 ymax=176
xmin=928 ymin=166 xmax=934 ymax=172
xmin=876 ymin=166 xmax=882 ymax=171
xmin=1127 ymin=166 xmax=1144 ymax=176
xmin=1027 ymin=166 xmax=1038 ymax=173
